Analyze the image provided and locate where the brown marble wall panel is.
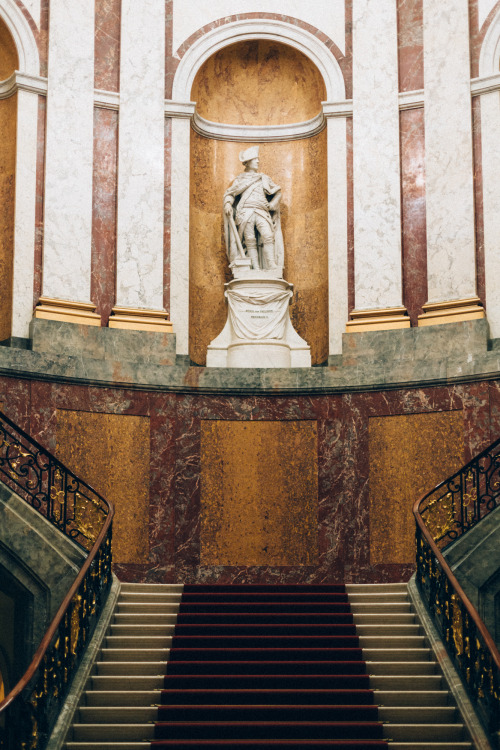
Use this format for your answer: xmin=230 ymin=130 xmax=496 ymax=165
xmin=369 ymin=411 xmax=464 ymax=565
xmin=397 ymin=0 xmax=424 ymax=92
xmin=191 ymin=41 xmax=326 ymax=125
xmin=400 ymin=108 xmax=427 ymax=325
xmin=0 ymin=374 xmax=497 ymax=583
xmin=171 ymin=14 xmax=349 ymax=101
xmin=94 ymin=0 xmax=121 ymax=91
xmin=200 ymin=420 xmax=318 ymax=566
xmin=0 ymin=93 xmax=16 ymax=342
xmin=189 ymin=132 xmax=328 ymax=365
xmin=34 ymin=95 xmax=46 ymax=306
xmin=91 ymin=107 xmax=118 ymax=325
xmin=0 ymin=18 xmax=18 ymax=76
xmin=55 ymin=409 xmax=150 ymax=565
xmin=472 ymin=97 xmax=486 ymax=307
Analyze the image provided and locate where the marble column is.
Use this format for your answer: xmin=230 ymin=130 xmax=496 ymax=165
xmin=110 ymin=0 xmax=172 ymax=333
xmin=37 ymin=0 xmax=100 ymax=326
xmin=481 ymin=90 xmax=500 ymax=339
xmin=169 ymin=113 xmax=193 ymax=356
xmin=11 ymin=87 xmax=37 ymax=339
xmin=419 ymin=0 xmax=484 ymax=326
xmin=349 ymin=0 xmax=409 ymax=332
xmin=326 ymin=112 xmax=348 ymax=355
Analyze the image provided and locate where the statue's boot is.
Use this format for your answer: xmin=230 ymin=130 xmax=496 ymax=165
xmin=245 ymin=241 xmax=260 ymax=270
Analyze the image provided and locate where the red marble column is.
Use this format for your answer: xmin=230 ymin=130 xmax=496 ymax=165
xmin=91 ymin=108 xmax=118 ymax=325
xmin=94 ymin=0 xmax=121 ymax=92
xmin=400 ymin=108 xmax=427 ymax=325
xmin=397 ymin=0 xmax=424 ymax=92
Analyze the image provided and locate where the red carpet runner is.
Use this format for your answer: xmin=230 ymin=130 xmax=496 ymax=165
xmin=150 ymin=584 xmax=388 ymax=749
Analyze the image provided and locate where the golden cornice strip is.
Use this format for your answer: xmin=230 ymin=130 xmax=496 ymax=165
xmin=346 ymin=306 xmax=411 ymax=333
xmin=34 ymin=297 xmax=101 ymax=326
xmin=418 ymin=297 xmax=485 ymax=327
xmin=108 ymin=306 xmax=173 ymax=332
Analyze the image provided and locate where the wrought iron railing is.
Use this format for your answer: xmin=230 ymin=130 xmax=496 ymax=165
xmin=0 ymin=410 xmax=114 ymax=750
xmin=414 ymin=437 xmax=500 ymax=738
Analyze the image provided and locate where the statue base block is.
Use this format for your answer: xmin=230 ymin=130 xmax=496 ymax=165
xmin=207 ymin=277 xmax=311 ymax=368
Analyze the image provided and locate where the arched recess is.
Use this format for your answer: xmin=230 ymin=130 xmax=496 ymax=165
xmin=0 ymin=18 xmax=19 ymax=342
xmin=189 ymin=40 xmax=328 ymax=364
xmin=0 ymin=0 xmax=39 ymax=75
xmin=169 ymin=19 xmax=348 ymax=361
xmin=479 ymin=7 xmax=500 ymax=339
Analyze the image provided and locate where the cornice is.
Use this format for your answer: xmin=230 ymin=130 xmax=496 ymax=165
xmin=192 ymin=110 xmax=325 ymax=141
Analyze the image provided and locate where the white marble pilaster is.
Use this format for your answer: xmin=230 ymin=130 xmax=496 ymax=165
xmin=42 ymin=0 xmax=94 ymax=302
xmin=352 ymin=0 xmax=402 ymax=312
xmin=326 ymin=115 xmax=348 ymax=355
xmin=481 ymin=91 xmax=500 ymax=338
xmin=11 ymin=89 xmax=38 ymax=338
xmin=423 ymin=0 xmax=476 ymax=303
xmin=116 ymin=0 xmax=165 ymax=311
xmin=169 ymin=115 xmax=192 ymax=355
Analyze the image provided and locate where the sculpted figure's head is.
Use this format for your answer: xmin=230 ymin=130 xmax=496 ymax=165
xmin=239 ymin=145 xmax=260 ymax=172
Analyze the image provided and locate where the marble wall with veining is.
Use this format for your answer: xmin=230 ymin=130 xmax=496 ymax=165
xmin=0 ymin=374 xmax=498 ymax=584
xmin=172 ymin=0 xmax=346 ymax=56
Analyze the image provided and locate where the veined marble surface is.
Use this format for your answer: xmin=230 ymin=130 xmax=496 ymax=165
xmin=423 ymin=0 xmax=476 ymax=303
xmin=12 ymin=89 xmax=37 ymax=338
xmin=116 ymin=0 xmax=165 ymax=310
xmin=352 ymin=0 xmax=402 ymax=311
xmin=42 ymin=0 xmax=94 ymax=302
xmin=172 ymin=0 xmax=346 ymax=55
xmin=19 ymin=0 xmax=40 ymax=28
xmin=478 ymin=0 xmax=498 ymax=29
xmin=481 ymin=90 xmax=500 ymax=338
xmin=169 ymin=117 xmax=191 ymax=355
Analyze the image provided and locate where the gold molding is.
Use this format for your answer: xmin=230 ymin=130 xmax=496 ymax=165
xmin=108 ymin=306 xmax=173 ymax=333
xmin=34 ymin=297 xmax=101 ymax=326
xmin=418 ymin=297 xmax=485 ymax=327
xmin=346 ymin=306 xmax=411 ymax=333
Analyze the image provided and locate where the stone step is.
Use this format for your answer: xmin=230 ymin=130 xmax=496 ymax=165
xmin=95 ymin=661 xmax=166 ymax=676
xmin=110 ymin=624 xmax=176 ymax=636
xmin=366 ymin=661 xmax=437 ymax=675
xmin=72 ymin=725 xmax=154 ymax=741
xmin=78 ymin=706 xmax=157 ymax=723
xmin=362 ymin=648 xmax=432 ymax=661
xmin=85 ymin=690 xmax=161 ymax=706
xmin=100 ymin=648 xmax=170 ymax=662
xmin=348 ymin=593 xmax=409 ymax=603
xmin=90 ymin=675 xmax=164 ymax=690
xmin=116 ymin=603 xmax=180 ymax=614
xmin=346 ymin=583 xmax=409 ymax=594
xmin=358 ymin=636 xmax=426 ymax=648
xmin=120 ymin=583 xmax=184 ymax=593
xmin=119 ymin=592 xmax=183 ymax=603
xmin=353 ymin=613 xmax=416 ymax=624
xmin=113 ymin=613 xmax=179 ymax=625
xmin=370 ymin=674 xmax=443 ymax=690
xmin=355 ymin=624 xmax=421 ymax=635
xmin=379 ymin=706 xmax=457 ymax=723
xmin=383 ymin=724 xmax=466 ymax=742
xmin=350 ymin=602 xmax=412 ymax=613
xmin=374 ymin=690 xmax=450 ymax=706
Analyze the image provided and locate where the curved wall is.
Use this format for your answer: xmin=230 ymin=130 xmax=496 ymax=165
xmin=0 ymin=19 xmax=18 ymax=342
xmin=189 ymin=41 xmax=328 ymax=365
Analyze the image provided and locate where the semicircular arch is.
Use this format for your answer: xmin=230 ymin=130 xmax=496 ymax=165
xmin=480 ymin=4 xmax=500 ymax=75
xmin=0 ymin=0 xmax=39 ymax=76
xmin=172 ymin=18 xmax=346 ymax=104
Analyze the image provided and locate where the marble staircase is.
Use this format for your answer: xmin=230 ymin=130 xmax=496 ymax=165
xmin=64 ymin=582 xmax=474 ymax=750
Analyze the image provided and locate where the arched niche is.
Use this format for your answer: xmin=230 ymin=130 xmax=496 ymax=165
xmin=0 ymin=18 xmax=19 ymax=343
xmin=189 ymin=40 xmax=328 ymax=365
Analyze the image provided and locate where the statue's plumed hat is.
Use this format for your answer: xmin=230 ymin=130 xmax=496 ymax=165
xmin=239 ymin=145 xmax=259 ymax=163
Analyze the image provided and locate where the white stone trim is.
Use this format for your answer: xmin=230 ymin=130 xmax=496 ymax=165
xmin=479 ymin=4 xmax=500 ymax=75
xmin=481 ymin=90 xmax=500 ymax=338
xmin=171 ymin=19 xmax=346 ymax=102
xmin=0 ymin=0 xmax=40 ymax=75
xmin=471 ymin=71 xmax=500 ymax=95
xmin=399 ymin=89 xmax=425 ymax=110
xmin=192 ymin=110 xmax=325 ymax=142
xmin=94 ymin=88 xmax=120 ymax=110
xmin=164 ymin=100 xmax=196 ymax=118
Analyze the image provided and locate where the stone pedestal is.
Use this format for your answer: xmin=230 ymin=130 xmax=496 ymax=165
xmin=207 ymin=277 xmax=311 ymax=368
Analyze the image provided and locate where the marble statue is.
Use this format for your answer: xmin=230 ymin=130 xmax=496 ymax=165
xmin=223 ymin=146 xmax=284 ymax=275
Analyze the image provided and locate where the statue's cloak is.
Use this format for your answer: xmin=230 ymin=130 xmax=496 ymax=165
xmin=223 ymin=172 xmax=284 ymax=268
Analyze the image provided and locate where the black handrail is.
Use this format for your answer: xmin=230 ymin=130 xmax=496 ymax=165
xmin=0 ymin=410 xmax=114 ymax=750
xmin=414 ymin=436 xmax=500 ymax=738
